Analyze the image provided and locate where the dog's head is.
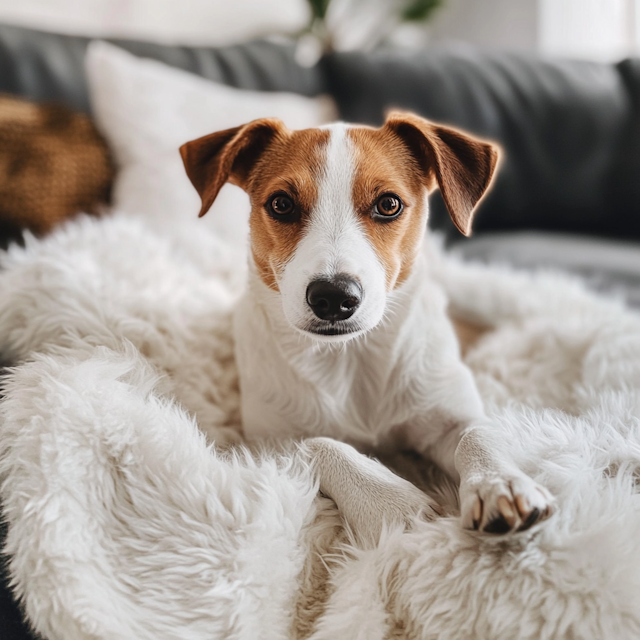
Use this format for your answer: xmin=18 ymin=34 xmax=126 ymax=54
xmin=180 ymin=112 xmax=499 ymax=342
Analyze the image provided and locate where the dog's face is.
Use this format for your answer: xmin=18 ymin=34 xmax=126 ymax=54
xmin=181 ymin=113 xmax=499 ymax=341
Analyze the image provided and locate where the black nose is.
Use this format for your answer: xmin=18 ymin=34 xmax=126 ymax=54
xmin=306 ymin=276 xmax=362 ymax=321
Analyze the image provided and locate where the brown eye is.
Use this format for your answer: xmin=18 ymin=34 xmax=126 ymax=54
xmin=374 ymin=193 xmax=403 ymax=219
xmin=269 ymin=194 xmax=294 ymax=217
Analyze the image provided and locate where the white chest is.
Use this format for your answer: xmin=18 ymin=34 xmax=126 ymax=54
xmin=235 ymin=306 xmax=423 ymax=448
xmin=233 ymin=266 xmax=460 ymax=448
xmin=237 ymin=327 xmax=403 ymax=445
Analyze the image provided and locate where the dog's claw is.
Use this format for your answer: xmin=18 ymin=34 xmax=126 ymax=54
xmin=515 ymin=494 xmax=530 ymax=517
xmin=461 ymin=473 xmax=555 ymax=535
xmin=518 ymin=507 xmax=541 ymax=531
xmin=472 ymin=496 xmax=482 ymax=529
xmin=497 ymin=495 xmax=517 ymax=528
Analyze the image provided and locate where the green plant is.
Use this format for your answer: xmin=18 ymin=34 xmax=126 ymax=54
xmin=307 ymin=0 xmax=332 ymax=21
xmin=301 ymin=0 xmax=444 ymax=53
xmin=296 ymin=0 xmax=444 ymax=64
xmin=306 ymin=0 xmax=443 ymax=25
xmin=402 ymin=0 xmax=443 ymax=22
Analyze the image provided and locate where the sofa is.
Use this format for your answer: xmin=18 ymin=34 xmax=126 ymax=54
xmin=1 ymin=21 xmax=640 ymax=638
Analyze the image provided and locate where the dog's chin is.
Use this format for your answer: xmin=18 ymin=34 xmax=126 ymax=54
xmin=295 ymin=321 xmax=367 ymax=343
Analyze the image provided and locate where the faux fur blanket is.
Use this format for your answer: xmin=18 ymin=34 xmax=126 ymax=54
xmin=1 ymin=213 xmax=640 ymax=640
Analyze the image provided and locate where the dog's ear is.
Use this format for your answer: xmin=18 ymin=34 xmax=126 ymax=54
xmin=384 ymin=112 xmax=499 ymax=236
xmin=180 ymin=118 xmax=284 ymax=218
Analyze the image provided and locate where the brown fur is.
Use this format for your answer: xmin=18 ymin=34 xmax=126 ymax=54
xmin=246 ymin=128 xmax=329 ymax=290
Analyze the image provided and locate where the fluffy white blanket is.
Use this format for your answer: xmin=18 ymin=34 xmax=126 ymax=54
xmin=1 ymin=213 xmax=640 ymax=640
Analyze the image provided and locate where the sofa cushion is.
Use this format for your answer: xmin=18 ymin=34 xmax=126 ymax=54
xmin=0 ymin=93 xmax=113 ymax=243
xmin=86 ymin=41 xmax=335 ymax=250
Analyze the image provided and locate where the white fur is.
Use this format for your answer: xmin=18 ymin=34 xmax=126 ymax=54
xmin=278 ymin=124 xmax=387 ymax=339
xmin=1 ymin=213 xmax=640 ymax=638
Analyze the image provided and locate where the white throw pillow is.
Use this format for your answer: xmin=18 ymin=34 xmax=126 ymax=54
xmin=85 ymin=41 xmax=337 ymax=249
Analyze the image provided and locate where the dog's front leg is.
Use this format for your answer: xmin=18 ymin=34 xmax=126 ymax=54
xmin=301 ymin=437 xmax=441 ymax=547
xmin=414 ymin=365 xmax=555 ymax=534
xmin=452 ymin=425 xmax=555 ymax=533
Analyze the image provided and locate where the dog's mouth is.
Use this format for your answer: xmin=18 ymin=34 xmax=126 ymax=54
xmin=299 ymin=320 xmax=364 ymax=340
xmin=310 ymin=325 xmax=356 ymax=336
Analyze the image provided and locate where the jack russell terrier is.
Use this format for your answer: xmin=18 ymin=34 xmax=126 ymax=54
xmin=180 ymin=112 xmax=555 ymax=545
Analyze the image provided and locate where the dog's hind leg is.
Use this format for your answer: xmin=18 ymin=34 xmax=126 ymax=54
xmin=300 ymin=437 xmax=441 ymax=548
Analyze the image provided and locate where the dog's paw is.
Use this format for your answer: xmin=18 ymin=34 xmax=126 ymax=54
xmin=460 ymin=472 xmax=554 ymax=534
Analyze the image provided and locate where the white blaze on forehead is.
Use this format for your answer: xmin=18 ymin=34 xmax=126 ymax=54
xmin=277 ymin=123 xmax=388 ymax=334
xmin=303 ymin=123 xmax=380 ymax=277
xmin=311 ymin=123 xmax=360 ymax=273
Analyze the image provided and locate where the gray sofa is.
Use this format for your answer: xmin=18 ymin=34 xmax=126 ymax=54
xmin=1 ymin=21 xmax=640 ymax=639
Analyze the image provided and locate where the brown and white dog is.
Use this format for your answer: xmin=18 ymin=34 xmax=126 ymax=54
xmin=180 ymin=112 xmax=555 ymax=545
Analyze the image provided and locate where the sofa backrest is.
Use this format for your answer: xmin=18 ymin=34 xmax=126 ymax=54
xmin=0 ymin=23 xmax=323 ymax=114
xmin=2 ymin=22 xmax=640 ymax=240
xmin=321 ymin=48 xmax=639 ymax=238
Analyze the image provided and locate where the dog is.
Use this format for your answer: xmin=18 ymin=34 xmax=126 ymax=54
xmin=180 ymin=112 xmax=555 ymax=545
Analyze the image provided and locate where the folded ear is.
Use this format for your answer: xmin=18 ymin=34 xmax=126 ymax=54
xmin=179 ymin=118 xmax=285 ymax=218
xmin=384 ymin=112 xmax=500 ymax=236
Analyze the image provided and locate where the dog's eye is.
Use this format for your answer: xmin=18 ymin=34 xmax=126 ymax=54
xmin=268 ymin=194 xmax=295 ymax=217
xmin=373 ymin=194 xmax=403 ymax=220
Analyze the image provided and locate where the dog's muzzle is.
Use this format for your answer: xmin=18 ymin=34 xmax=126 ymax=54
xmin=306 ymin=275 xmax=362 ymax=322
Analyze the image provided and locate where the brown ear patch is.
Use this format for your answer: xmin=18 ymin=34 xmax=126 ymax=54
xmin=384 ymin=112 xmax=500 ymax=236
xmin=179 ymin=117 xmax=285 ymax=218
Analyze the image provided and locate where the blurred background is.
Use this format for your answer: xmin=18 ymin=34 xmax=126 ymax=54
xmin=3 ymin=3 xmax=640 ymax=637
xmin=1 ymin=0 xmax=640 ymax=301
xmin=0 ymin=0 xmax=638 ymax=59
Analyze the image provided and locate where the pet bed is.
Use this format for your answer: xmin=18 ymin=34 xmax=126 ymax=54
xmin=1 ymin=212 xmax=640 ymax=640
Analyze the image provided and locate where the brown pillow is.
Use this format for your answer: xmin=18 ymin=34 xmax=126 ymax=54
xmin=0 ymin=94 xmax=114 ymax=238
